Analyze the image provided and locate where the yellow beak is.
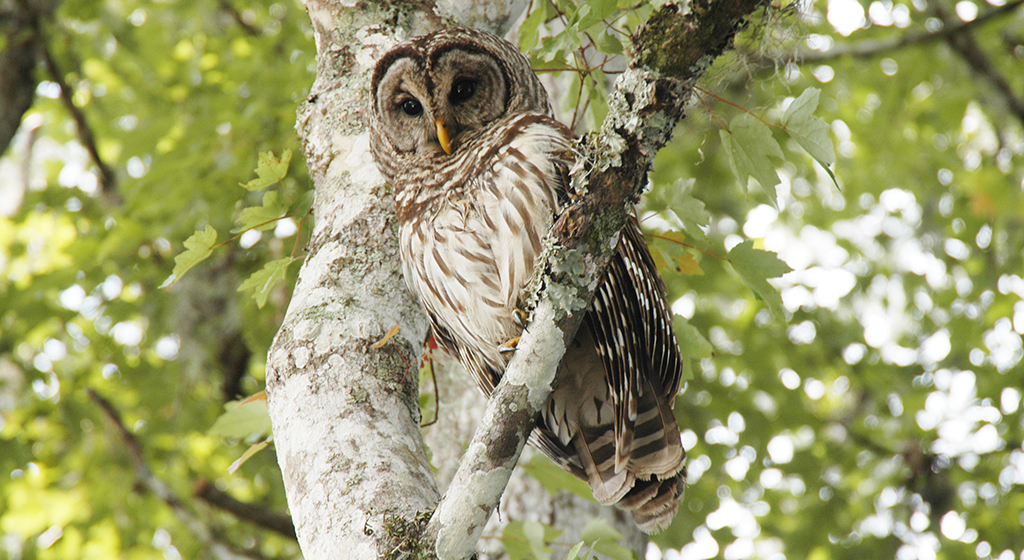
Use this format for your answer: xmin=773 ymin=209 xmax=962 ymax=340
xmin=435 ymin=120 xmax=452 ymax=155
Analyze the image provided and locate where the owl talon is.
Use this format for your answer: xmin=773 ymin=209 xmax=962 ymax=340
xmin=498 ymin=336 xmax=520 ymax=354
xmin=512 ymin=308 xmax=529 ymax=331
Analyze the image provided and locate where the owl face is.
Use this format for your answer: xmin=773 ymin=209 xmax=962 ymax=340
xmin=374 ymin=50 xmax=508 ymax=156
xmin=370 ymin=28 xmax=551 ymax=170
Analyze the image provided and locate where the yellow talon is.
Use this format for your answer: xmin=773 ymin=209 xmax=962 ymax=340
xmin=499 ymin=336 xmax=520 ymax=354
xmin=512 ymin=308 xmax=529 ymax=331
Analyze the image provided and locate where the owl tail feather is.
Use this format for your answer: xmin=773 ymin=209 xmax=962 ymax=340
xmin=570 ymin=378 xmax=687 ymax=534
xmin=619 ymin=473 xmax=687 ymax=533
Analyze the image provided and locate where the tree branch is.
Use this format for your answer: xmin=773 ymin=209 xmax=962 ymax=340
xmin=0 ymin=0 xmax=47 ymax=157
xmin=87 ymin=389 xmax=265 ymax=560
xmin=194 ymin=479 xmax=298 ymax=540
xmin=424 ymin=1 xmax=770 ymax=557
xmin=778 ymin=0 xmax=1023 ymax=63
xmin=930 ymin=2 xmax=1024 ymax=127
xmin=218 ymin=0 xmax=261 ymax=37
xmin=33 ymin=14 xmax=119 ymax=198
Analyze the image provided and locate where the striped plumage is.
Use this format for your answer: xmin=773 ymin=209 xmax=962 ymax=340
xmin=369 ymin=27 xmax=686 ymax=533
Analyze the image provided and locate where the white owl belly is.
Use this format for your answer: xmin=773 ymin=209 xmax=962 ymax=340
xmin=402 ymin=171 xmax=559 ymax=354
xmin=402 ymin=202 xmax=546 ymax=348
xmin=395 ymin=119 xmax=569 ymax=375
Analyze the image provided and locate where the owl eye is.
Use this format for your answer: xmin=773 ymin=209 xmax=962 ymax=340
xmin=450 ymin=79 xmax=476 ymax=104
xmin=399 ymin=98 xmax=423 ymax=116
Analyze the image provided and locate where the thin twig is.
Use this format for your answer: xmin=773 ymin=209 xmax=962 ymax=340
xmin=219 ymin=0 xmax=261 ymax=36
xmin=930 ymin=2 xmax=1024 ymax=126
xmin=35 ymin=26 xmax=118 ymax=197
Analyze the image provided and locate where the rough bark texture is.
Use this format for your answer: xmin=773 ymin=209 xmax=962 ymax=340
xmin=0 ymin=0 xmax=52 ymax=158
xmin=266 ymin=0 xmax=770 ymax=558
xmin=421 ymin=355 xmax=646 ymax=559
xmin=265 ymin=3 xmax=442 ymax=559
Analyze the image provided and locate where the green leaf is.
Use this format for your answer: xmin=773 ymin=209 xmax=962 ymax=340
xmin=673 ymin=314 xmax=712 ymax=384
xmin=519 ymin=2 xmax=547 ymax=52
xmin=721 ymin=113 xmax=784 ymax=207
xmin=594 ymin=30 xmax=624 ymax=55
xmin=538 ymin=29 xmax=582 ymax=62
xmin=503 ymin=520 xmax=562 ymax=560
xmin=525 ymin=520 xmax=552 ymax=560
xmin=589 ymin=0 xmax=620 ymax=19
xmin=234 ymin=191 xmax=287 ymax=233
xmin=228 ymin=441 xmax=270 ymax=473
xmin=209 ymin=398 xmax=272 ymax=439
xmin=728 ymin=240 xmax=792 ymax=318
xmin=580 ymin=518 xmax=635 ymax=560
xmin=238 ymin=257 xmax=294 ymax=308
xmin=664 ymin=178 xmax=711 ymax=246
xmin=166 ymin=225 xmax=218 ymax=286
xmin=781 ymin=88 xmax=837 ymax=186
xmin=565 ymin=542 xmax=586 ymax=560
xmin=522 ymin=454 xmax=597 ymax=502
xmin=241 ymin=150 xmax=292 ymax=191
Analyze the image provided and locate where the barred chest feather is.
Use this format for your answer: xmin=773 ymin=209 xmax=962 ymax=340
xmin=393 ymin=114 xmax=572 ymax=390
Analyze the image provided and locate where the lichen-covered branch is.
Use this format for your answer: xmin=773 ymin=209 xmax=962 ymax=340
xmin=423 ymin=0 xmax=770 ymax=556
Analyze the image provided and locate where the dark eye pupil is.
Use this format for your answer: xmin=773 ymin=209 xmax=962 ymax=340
xmin=451 ymin=79 xmax=476 ymax=103
xmin=400 ymin=99 xmax=422 ymax=116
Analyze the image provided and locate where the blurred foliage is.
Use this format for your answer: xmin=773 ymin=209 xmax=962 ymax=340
xmin=1 ymin=0 xmax=1023 ymax=559
xmin=0 ymin=0 xmax=312 ymax=558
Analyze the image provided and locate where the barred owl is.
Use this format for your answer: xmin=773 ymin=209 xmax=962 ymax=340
xmin=369 ymin=27 xmax=686 ymax=533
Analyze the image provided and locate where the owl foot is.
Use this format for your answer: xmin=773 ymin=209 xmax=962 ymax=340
xmin=512 ymin=308 xmax=529 ymax=331
xmin=498 ymin=336 xmax=520 ymax=354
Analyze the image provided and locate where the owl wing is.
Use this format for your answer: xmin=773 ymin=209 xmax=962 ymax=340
xmin=531 ymin=215 xmax=686 ymax=532
xmin=588 ymin=218 xmax=684 ymax=472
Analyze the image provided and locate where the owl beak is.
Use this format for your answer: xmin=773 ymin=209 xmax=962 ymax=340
xmin=435 ymin=119 xmax=452 ymax=155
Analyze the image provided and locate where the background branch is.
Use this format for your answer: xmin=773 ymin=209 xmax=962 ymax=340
xmin=194 ymin=479 xmax=298 ymax=540
xmin=34 ymin=16 xmax=119 ymax=197
xmin=930 ymin=2 xmax=1024 ymax=126
xmin=774 ymin=0 xmax=1023 ymax=63
xmin=0 ymin=0 xmax=46 ymax=157
xmin=87 ymin=389 xmax=265 ymax=560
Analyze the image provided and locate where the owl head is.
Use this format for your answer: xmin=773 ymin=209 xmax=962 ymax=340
xmin=370 ymin=27 xmax=551 ymax=179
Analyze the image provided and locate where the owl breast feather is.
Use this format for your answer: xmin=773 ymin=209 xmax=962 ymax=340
xmin=396 ymin=115 xmax=571 ymax=390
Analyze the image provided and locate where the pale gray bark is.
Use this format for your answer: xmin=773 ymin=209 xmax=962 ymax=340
xmin=264 ymin=3 xmax=442 ymax=558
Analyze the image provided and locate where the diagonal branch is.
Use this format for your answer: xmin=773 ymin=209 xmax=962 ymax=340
xmin=87 ymin=389 xmax=266 ymax=560
xmin=34 ymin=16 xmax=120 ymax=198
xmin=194 ymin=479 xmax=298 ymax=540
xmin=784 ymin=0 xmax=1023 ymax=63
xmin=930 ymin=2 xmax=1024 ymax=127
xmin=424 ymin=0 xmax=770 ymax=556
